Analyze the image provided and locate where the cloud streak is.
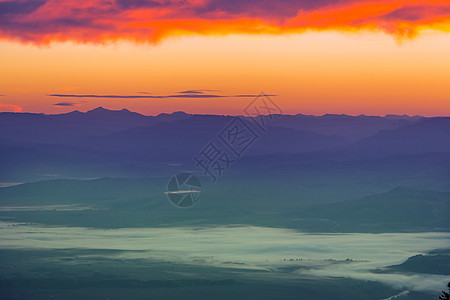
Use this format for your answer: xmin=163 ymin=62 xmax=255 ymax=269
xmin=47 ymin=91 xmax=276 ymax=99
xmin=0 ymin=101 xmax=22 ymax=112
xmin=53 ymin=102 xmax=81 ymax=107
xmin=0 ymin=0 xmax=449 ymax=45
xmin=178 ymin=89 xmax=222 ymax=94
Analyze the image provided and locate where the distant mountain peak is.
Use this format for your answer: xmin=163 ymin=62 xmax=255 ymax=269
xmin=383 ymin=114 xmax=424 ymax=120
xmin=171 ymin=111 xmax=188 ymax=115
xmin=85 ymin=107 xmax=143 ymax=116
xmin=88 ymin=106 xmax=109 ymax=113
xmin=157 ymin=111 xmax=189 ymax=117
xmin=322 ymin=113 xmax=350 ymax=118
xmin=64 ymin=110 xmax=82 ymax=115
xmin=384 ymin=114 xmax=410 ymax=119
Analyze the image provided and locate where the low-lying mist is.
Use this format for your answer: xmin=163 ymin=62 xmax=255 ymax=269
xmin=1 ymin=222 xmax=448 ymax=293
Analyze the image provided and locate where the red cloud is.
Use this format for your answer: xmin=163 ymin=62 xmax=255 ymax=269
xmin=0 ymin=0 xmax=449 ymax=45
xmin=0 ymin=101 xmax=22 ymax=112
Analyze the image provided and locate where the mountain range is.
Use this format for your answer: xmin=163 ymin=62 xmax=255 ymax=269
xmin=1 ymin=107 xmax=449 ymax=232
xmin=2 ymin=108 xmax=447 ymax=182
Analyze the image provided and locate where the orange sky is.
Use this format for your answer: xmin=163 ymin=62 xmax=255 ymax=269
xmin=1 ymin=0 xmax=450 ymax=116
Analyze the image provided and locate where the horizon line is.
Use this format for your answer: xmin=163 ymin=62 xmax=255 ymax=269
xmin=0 ymin=106 xmax=437 ymax=118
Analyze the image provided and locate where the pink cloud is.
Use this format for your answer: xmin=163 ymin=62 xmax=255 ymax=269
xmin=0 ymin=101 xmax=23 ymax=112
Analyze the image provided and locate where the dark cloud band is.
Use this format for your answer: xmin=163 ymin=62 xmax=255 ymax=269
xmin=48 ymin=92 xmax=276 ymax=99
xmin=53 ymin=102 xmax=80 ymax=107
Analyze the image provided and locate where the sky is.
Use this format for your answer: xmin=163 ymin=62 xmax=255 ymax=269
xmin=1 ymin=0 xmax=450 ymax=116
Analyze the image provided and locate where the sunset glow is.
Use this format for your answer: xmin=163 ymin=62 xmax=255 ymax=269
xmin=1 ymin=0 xmax=450 ymax=115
